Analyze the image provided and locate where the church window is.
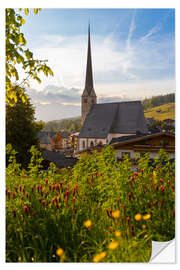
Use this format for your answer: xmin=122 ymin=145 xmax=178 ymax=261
xmin=84 ymin=98 xmax=87 ymax=103
xmin=98 ymin=141 xmax=103 ymax=145
xmin=83 ymin=141 xmax=85 ymax=149
xmin=90 ymin=141 xmax=94 ymax=147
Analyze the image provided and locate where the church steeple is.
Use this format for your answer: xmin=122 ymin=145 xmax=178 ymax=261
xmin=85 ymin=23 xmax=94 ymax=94
xmin=81 ymin=23 xmax=97 ymax=125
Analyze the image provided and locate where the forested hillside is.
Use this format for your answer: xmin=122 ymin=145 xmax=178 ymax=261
xmin=142 ymin=93 xmax=175 ymax=110
xmin=44 ymin=117 xmax=81 ymax=132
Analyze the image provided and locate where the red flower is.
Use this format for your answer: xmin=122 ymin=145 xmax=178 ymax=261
xmin=12 ymin=192 xmax=15 ymax=199
xmin=45 ymin=178 xmax=48 ymax=185
xmin=41 ymin=200 xmax=46 ymax=207
xmin=13 ymin=210 xmax=16 ymax=217
xmin=160 ymin=185 xmax=165 ymax=192
xmin=56 ymin=203 xmax=59 ymax=209
xmin=56 ymin=184 xmax=59 ymax=190
xmin=127 ymin=217 xmax=130 ymax=224
xmin=60 ymin=181 xmax=63 ymax=186
xmin=168 ymin=180 xmax=170 ymax=185
xmin=156 ymin=165 xmax=159 ymax=170
xmin=53 ymin=185 xmax=55 ymax=191
xmin=121 ymin=217 xmax=124 ymax=223
xmin=7 ymin=190 xmax=11 ymax=199
xmin=32 ymin=186 xmax=34 ymax=192
xmin=134 ymin=171 xmax=138 ymax=177
xmin=173 ymin=209 xmax=175 ymax=217
xmin=19 ymin=185 xmax=22 ymax=192
xmin=24 ymin=206 xmax=29 ymax=214
xmin=155 ymin=184 xmax=159 ymax=191
xmin=160 ymin=178 xmax=163 ymax=183
xmin=123 ymin=204 xmax=126 ymax=209
xmin=49 ymin=184 xmax=51 ymax=190
xmin=65 ymin=190 xmax=70 ymax=197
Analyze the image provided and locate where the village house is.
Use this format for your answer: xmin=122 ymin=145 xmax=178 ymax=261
xmin=76 ymin=132 xmax=175 ymax=165
xmin=78 ymin=25 xmax=148 ymax=151
xmin=38 ymin=131 xmax=70 ymax=151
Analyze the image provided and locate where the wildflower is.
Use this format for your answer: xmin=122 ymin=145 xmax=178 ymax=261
xmin=143 ymin=214 xmax=151 ymax=220
xmin=14 ymin=186 xmax=18 ymax=192
xmin=156 ymin=165 xmax=159 ymax=170
xmin=19 ymin=185 xmax=22 ymax=191
xmin=45 ymin=178 xmax=48 ymax=185
xmin=142 ymin=224 xmax=146 ymax=230
xmin=160 ymin=178 xmax=163 ymax=183
xmin=65 ymin=190 xmax=70 ymax=197
xmin=24 ymin=206 xmax=29 ymax=215
xmin=41 ymin=200 xmax=46 ymax=207
xmin=130 ymin=176 xmax=135 ymax=182
xmin=93 ymin=251 xmax=107 ymax=262
xmin=134 ymin=213 xmax=142 ymax=221
xmin=12 ymin=192 xmax=15 ymax=199
xmin=108 ymin=241 xmax=119 ymax=250
xmin=56 ymin=184 xmax=59 ymax=190
xmin=84 ymin=219 xmax=92 ymax=228
xmin=7 ymin=190 xmax=11 ymax=199
xmin=152 ymin=200 xmax=158 ymax=206
xmin=155 ymin=184 xmax=159 ymax=191
xmin=13 ymin=210 xmax=16 ymax=217
xmin=56 ymin=203 xmax=59 ymax=209
xmin=123 ymin=204 xmax=125 ymax=209
xmin=53 ymin=185 xmax=55 ymax=191
xmin=168 ymin=180 xmax=170 ymax=185
xmin=112 ymin=210 xmax=120 ymax=218
xmin=134 ymin=171 xmax=138 ymax=177
xmin=32 ymin=186 xmax=34 ymax=192
xmin=114 ymin=231 xmax=121 ymax=238
xmin=56 ymin=248 xmax=64 ymax=257
xmin=126 ymin=217 xmax=130 ymax=224
xmin=160 ymin=185 xmax=165 ymax=192
xmin=121 ymin=217 xmax=124 ymax=223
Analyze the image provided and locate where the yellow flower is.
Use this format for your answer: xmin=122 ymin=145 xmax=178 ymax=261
xmin=134 ymin=213 xmax=142 ymax=221
xmin=112 ymin=210 xmax=120 ymax=218
xmin=84 ymin=219 xmax=92 ymax=228
xmin=93 ymin=251 xmax=107 ymax=262
xmin=108 ymin=241 xmax=119 ymax=250
xmin=142 ymin=224 xmax=146 ymax=230
xmin=56 ymin=248 xmax=64 ymax=256
xmin=114 ymin=231 xmax=121 ymax=238
xmin=143 ymin=214 xmax=151 ymax=220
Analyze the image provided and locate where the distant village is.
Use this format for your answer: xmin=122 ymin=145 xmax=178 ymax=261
xmin=38 ymin=25 xmax=175 ymax=169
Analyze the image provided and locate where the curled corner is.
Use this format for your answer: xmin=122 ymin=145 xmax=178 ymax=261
xmin=150 ymin=238 xmax=175 ymax=263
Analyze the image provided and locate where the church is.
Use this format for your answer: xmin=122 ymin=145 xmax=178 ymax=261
xmin=78 ymin=25 xmax=148 ymax=151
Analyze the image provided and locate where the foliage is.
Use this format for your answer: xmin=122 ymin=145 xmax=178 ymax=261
xmin=142 ymin=93 xmax=175 ymax=110
xmin=6 ymin=146 xmax=175 ymax=262
xmin=6 ymin=88 xmax=43 ymax=168
xmin=6 ymin=8 xmax=53 ymax=105
xmin=44 ymin=117 xmax=81 ymax=132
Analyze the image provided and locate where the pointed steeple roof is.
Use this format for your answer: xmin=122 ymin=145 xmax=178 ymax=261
xmin=85 ymin=23 xmax=94 ymax=95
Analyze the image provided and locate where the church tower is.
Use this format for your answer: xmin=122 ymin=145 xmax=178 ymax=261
xmin=81 ymin=23 xmax=97 ymax=125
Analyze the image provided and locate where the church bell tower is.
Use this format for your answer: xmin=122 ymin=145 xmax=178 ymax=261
xmin=81 ymin=23 xmax=97 ymax=125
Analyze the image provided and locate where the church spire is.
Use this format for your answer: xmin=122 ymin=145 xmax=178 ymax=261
xmin=85 ymin=23 xmax=94 ymax=94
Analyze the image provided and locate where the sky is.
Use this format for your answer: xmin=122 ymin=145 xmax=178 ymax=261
xmin=19 ymin=8 xmax=175 ymax=122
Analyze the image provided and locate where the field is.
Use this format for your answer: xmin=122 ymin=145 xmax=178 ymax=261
xmin=144 ymin=103 xmax=175 ymax=121
xmin=6 ymin=145 xmax=175 ymax=262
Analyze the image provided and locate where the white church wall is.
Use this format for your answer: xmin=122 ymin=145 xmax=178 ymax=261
xmin=79 ymin=138 xmax=107 ymax=151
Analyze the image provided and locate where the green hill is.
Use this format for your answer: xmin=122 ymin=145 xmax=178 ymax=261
xmin=144 ymin=103 xmax=175 ymax=121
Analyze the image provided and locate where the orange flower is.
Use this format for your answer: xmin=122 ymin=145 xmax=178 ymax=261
xmin=108 ymin=241 xmax=119 ymax=250
xmin=56 ymin=248 xmax=64 ymax=257
xmin=134 ymin=214 xmax=142 ymax=221
xmin=112 ymin=210 xmax=120 ymax=218
xmin=84 ymin=220 xmax=92 ymax=228
xmin=93 ymin=251 xmax=107 ymax=262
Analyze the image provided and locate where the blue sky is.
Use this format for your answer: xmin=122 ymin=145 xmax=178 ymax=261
xmin=20 ymin=8 xmax=175 ymax=121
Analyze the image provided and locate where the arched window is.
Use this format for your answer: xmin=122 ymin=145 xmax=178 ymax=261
xmin=83 ymin=141 xmax=85 ymax=149
xmin=98 ymin=141 xmax=103 ymax=146
xmin=90 ymin=141 xmax=94 ymax=148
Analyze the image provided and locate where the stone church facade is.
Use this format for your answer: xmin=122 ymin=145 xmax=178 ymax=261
xmin=79 ymin=25 xmax=148 ymax=151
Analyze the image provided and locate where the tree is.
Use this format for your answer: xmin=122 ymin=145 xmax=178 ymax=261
xmin=6 ymin=86 xmax=43 ymax=168
xmin=6 ymin=8 xmax=53 ymax=105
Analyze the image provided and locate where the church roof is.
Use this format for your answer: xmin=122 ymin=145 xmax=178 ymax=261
xmin=79 ymin=101 xmax=148 ymax=138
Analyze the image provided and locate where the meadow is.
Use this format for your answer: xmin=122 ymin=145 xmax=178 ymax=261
xmin=6 ymin=145 xmax=175 ymax=262
xmin=144 ymin=103 xmax=175 ymax=121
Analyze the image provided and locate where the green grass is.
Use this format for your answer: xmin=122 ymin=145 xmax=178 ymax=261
xmin=144 ymin=103 xmax=175 ymax=121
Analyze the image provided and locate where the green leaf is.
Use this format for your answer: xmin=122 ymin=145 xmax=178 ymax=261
xmin=34 ymin=9 xmax=38 ymax=14
xmin=24 ymin=8 xmax=29 ymax=15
